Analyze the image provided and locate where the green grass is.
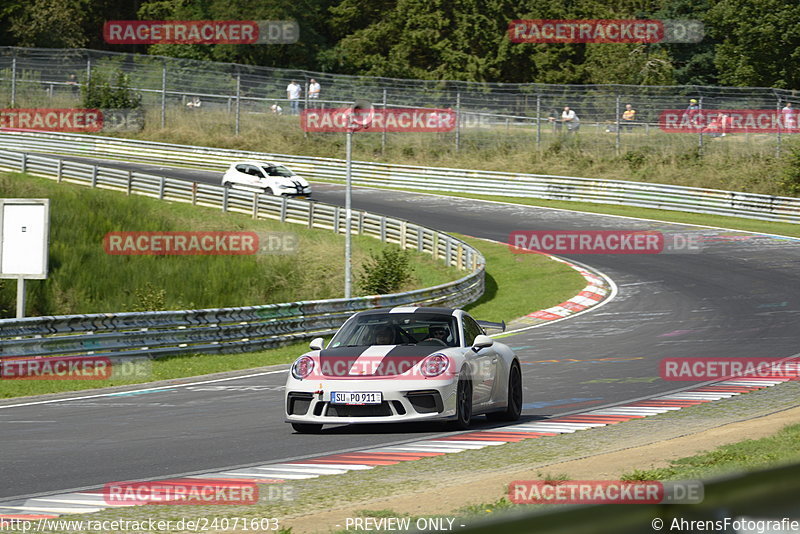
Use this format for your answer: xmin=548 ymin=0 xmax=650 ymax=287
xmin=0 ymin=171 xmax=459 ymax=317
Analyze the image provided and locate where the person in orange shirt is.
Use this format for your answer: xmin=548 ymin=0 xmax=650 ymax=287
xmin=621 ymin=104 xmax=636 ymax=132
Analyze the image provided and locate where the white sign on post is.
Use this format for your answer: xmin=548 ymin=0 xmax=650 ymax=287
xmin=0 ymin=199 xmax=50 ymax=318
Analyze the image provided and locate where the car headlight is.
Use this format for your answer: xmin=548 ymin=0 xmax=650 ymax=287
xmin=291 ymin=356 xmax=315 ymax=380
xmin=420 ymin=353 xmax=450 ymax=377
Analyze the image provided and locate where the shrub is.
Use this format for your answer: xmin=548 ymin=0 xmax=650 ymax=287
xmin=358 ymin=248 xmax=414 ymax=295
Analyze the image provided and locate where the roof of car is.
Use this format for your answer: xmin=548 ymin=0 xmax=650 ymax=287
xmin=354 ymin=307 xmax=459 ymax=317
xmin=233 ymin=160 xmax=282 ymax=167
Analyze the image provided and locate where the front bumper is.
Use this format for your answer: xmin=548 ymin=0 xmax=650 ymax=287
xmin=284 ymin=377 xmax=458 ymax=425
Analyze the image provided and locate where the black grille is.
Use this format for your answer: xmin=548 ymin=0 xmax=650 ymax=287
xmin=406 ymin=390 xmax=443 ymax=414
xmin=287 ymin=392 xmax=313 ymax=415
xmin=326 ymin=402 xmax=392 ymax=417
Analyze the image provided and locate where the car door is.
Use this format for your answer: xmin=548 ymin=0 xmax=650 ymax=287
xmin=462 ymin=315 xmax=498 ymax=406
xmin=247 ymin=165 xmax=266 ymax=188
xmin=233 ymin=164 xmax=251 ymax=186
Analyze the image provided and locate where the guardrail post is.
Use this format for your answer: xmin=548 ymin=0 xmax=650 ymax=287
xmin=127 ymin=170 xmax=133 ymax=195
xmin=252 ymin=192 xmax=259 ymax=219
xmin=358 ymin=211 xmax=364 ymax=234
xmin=445 ymin=238 xmax=453 ymax=266
xmin=334 ymin=206 xmax=340 ymax=233
xmin=400 ymin=221 xmax=407 ymax=249
xmin=380 ymin=216 xmax=387 ymax=241
xmin=417 ymin=228 xmax=424 ymax=252
xmin=20 ymin=153 xmax=26 ymax=173
xmin=457 ymin=243 xmax=463 ymax=269
xmin=308 ymin=201 xmax=315 ymax=228
xmin=433 ymin=232 xmax=439 ymax=259
xmin=159 ymin=176 xmax=165 ymax=199
xmin=280 ymin=196 xmax=287 ymax=222
xmin=222 ymin=186 xmax=229 ymax=213
xmin=91 ymin=166 xmax=98 ymax=187
xmin=191 ymin=182 xmax=197 ymax=205
xmin=57 ymin=159 xmax=63 ymax=182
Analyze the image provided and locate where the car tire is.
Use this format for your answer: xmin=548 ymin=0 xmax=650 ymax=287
xmin=450 ymin=370 xmax=472 ymax=430
xmin=264 ymin=187 xmax=274 ymax=195
xmin=487 ymin=361 xmax=522 ymax=422
xmin=291 ymin=423 xmax=323 ymax=433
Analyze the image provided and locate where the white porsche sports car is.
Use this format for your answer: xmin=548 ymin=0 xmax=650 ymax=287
xmin=221 ymin=160 xmax=311 ymax=197
xmin=285 ymin=307 xmax=522 ymax=433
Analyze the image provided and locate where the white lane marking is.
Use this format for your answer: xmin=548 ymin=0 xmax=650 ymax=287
xmin=410 ymin=441 xmax=490 ymax=450
xmin=3 ymin=505 xmax=103 ymax=514
xmin=251 ymin=465 xmax=349 ymax=474
xmin=215 ymin=471 xmax=318 ymax=480
xmin=0 ymin=368 xmax=289 ymax=410
xmin=283 ymin=463 xmax=374 ymax=470
xmin=428 ymin=440 xmax=505 ymax=446
xmin=377 ymin=446 xmax=469 ymax=453
xmin=508 ymin=426 xmax=575 ymax=433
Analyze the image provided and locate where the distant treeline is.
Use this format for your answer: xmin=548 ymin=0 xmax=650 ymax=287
xmin=1 ymin=0 xmax=797 ymax=89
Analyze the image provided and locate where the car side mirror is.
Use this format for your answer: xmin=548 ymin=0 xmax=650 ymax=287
xmin=309 ymin=337 xmax=324 ymax=351
xmin=472 ymin=335 xmax=494 ymax=351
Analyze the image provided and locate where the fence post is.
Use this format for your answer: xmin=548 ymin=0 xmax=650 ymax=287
xmin=235 ymin=71 xmax=241 ymax=135
xmin=91 ymin=166 xmax=98 ymax=188
xmin=57 ymin=159 xmax=63 ymax=183
xmin=280 ymin=196 xmax=287 ymax=222
xmin=307 ymin=201 xmax=315 ymax=228
xmin=10 ymin=51 xmax=16 ymax=107
xmin=222 ymin=186 xmax=229 ymax=212
xmin=698 ymin=97 xmax=704 ymax=152
xmin=252 ymin=192 xmax=259 ymax=218
xmin=20 ymin=153 xmax=26 ymax=173
xmin=161 ymin=61 xmax=167 ymax=129
xmin=334 ymin=206 xmax=340 ymax=233
xmin=776 ymin=98 xmax=782 ymax=158
xmin=159 ymin=176 xmax=165 ymax=199
xmin=86 ymin=56 xmax=92 ymax=87
xmin=615 ymin=95 xmax=621 ymax=154
xmin=455 ymin=92 xmax=461 ymax=152
xmin=536 ymin=95 xmax=541 ymax=148
xmin=381 ymin=88 xmax=388 ymax=155
xmin=191 ymin=182 xmax=197 ymax=205
xmin=380 ymin=217 xmax=387 ymax=241
xmin=127 ymin=170 xmax=132 ymax=195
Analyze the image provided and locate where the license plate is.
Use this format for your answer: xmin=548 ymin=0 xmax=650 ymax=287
xmin=330 ymin=391 xmax=382 ymax=405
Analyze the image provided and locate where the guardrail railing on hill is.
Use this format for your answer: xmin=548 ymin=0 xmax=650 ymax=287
xmin=0 ymin=149 xmax=484 ymax=360
xmin=1 ymin=131 xmax=798 ymax=224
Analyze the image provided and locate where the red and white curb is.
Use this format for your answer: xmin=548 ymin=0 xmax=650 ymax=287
xmin=1 ymin=377 xmax=793 ymax=522
xmin=507 ymin=256 xmax=613 ymax=331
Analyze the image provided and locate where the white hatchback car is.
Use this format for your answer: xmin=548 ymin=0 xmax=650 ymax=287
xmin=221 ymin=161 xmax=311 ymax=197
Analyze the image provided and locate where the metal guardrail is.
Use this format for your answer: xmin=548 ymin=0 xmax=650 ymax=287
xmin=1 ymin=131 xmax=799 ymax=224
xmin=455 ymin=462 xmax=800 ymax=534
xmin=0 ymin=149 xmax=484 ymax=360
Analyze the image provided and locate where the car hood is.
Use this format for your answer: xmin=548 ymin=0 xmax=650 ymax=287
xmin=316 ymin=345 xmax=443 ymax=378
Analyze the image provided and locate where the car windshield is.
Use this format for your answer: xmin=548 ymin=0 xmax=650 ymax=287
xmin=328 ymin=313 xmax=459 ymax=348
xmin=262 ymin=165 xmax=295 ymax=177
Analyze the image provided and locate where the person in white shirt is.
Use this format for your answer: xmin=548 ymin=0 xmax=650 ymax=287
xmin=286 ymin=81 xmax=301 ymax=114
xmin=308 ymin=79 xmax=320 ymax=101
xmin=562 ymin=106 xmax=580 ymax=133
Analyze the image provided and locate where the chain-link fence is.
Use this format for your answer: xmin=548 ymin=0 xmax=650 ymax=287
xmin=2 ymin=46 xmax=800 ymax=157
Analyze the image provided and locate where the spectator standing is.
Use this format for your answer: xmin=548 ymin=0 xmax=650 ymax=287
xmin=67 ymin=74 xmax=79 ymax=96
xmin=561 ymin=106 xmax=579 ymax=133
xmin=308 ymin=79 xmax=320 ymax=101
xmin=621 ymin=104 xmax=636 ymax=132
xmin=286 ymin=80 xmax=301 ymax=115
xmin=781 ymin=102 xmax=797 ymax=132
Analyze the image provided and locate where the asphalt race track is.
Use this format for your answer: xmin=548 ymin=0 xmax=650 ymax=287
xmin=2 ymin=155 xmax=799 ymax=502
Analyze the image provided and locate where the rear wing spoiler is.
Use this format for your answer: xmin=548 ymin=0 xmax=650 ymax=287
xmin=477 ymin=319 xmax=506 ymax=332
